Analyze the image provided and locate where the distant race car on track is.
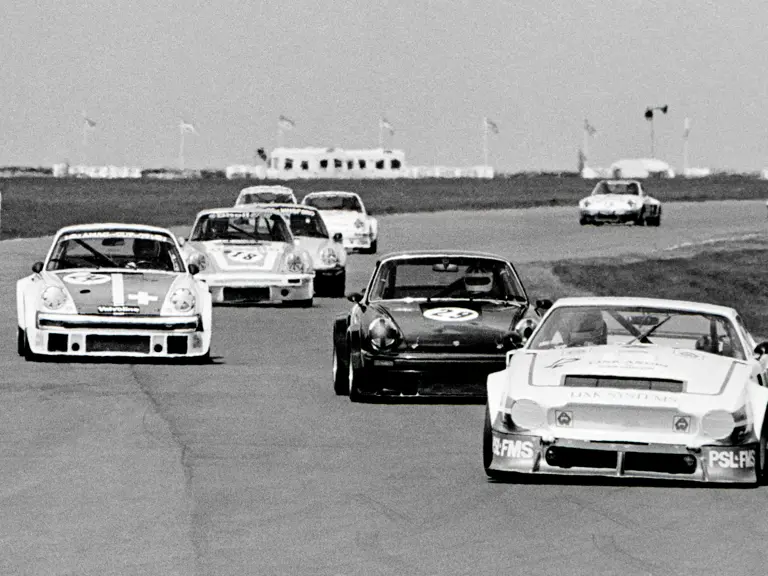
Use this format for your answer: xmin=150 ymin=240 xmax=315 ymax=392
xmin=302 ymin=191 xmax=378 ymax=253
xmin=332 ymin=251 xmax=551 ymax=401
xmin=235 ymin=185 xmax=297 ymax=206
xmin=578 ymin=179 xmax=661 ymax=226
xmin=16 ymin=223 xmax=212 ymax=361
xmin=240 ymin=203 xmax=347 ymax=297
xmin=180 ymin=206 xmax=314 ymax=306
xmin=484 ymin=296 xmax=768 ymax=484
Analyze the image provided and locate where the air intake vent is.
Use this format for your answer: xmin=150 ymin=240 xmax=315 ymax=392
xmin=563 ymin=375 xmax=684 ymax=393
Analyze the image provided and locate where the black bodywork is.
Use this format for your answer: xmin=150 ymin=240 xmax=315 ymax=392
xmin=332 ymin=252 xmax=549 ymax=401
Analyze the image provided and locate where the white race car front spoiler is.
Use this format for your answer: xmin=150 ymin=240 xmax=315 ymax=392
xmin=488 ymin=431 xmax=759 ymax=483
xmin=199 ymin=272 xmax=314 ymax=304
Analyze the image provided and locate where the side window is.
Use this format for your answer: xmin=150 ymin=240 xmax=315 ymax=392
xmin=319 ymin=159 xmax=328 ymax=169
xmin=300 ymin=160 xmax=309 ymax=171
xmin=391 ymin=159 xmax=401 ymax=169
xmin=359 ymin=159 xmax=367 ymax=169
xmin=375 ymin=160 xmax=385 ymax=170
xmin=284 ymin=158 xmax=293 ymax=170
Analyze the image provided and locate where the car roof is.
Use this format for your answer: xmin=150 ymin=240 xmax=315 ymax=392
xmin=238 ymin=185 xmax=294 ymax=194
xmin=377 ymin=250 xmax=514 ymax=263
xmin=192 ymin=206 xmax=292 ymax=221
xmin=551 ymin=296 xmax=738 ymax=317
xmin=596 ymin=179 xmax=642 ymax=185
xmin=55 ymin=223 xmax=175 ymax=236
xmin=238 ymin=202 xmax=319 ymax=213
xmin=302 ymin=191 xmax=360 ymax=198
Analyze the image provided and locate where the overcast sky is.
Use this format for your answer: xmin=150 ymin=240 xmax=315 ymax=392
xmin=2 ymin=0 xmax=768 ymax=172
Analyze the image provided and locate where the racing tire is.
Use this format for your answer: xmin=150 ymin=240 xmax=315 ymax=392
xmin=348 ymin=354 xmax=366 ymax=402
xmin=331 ymin=271 xmax=347 ymax=298
xmin=756 ymin=421 xmax=767 ymax=486
xmin=635 ymin=210 xmax=646 ymax=226
xmin=579 ymin=217 xmax=588 ymax=226
xmin=293 ymin=298 xmax=314 ymax=308
xmin=17 ymin=327 xmax=25 ymax=357
xmin=361 ymin=239 xmax=378 ymax=255
xmin=648 ymin=210 xmax=662 ymax=227
xmin=332 ymin=341 xmax=349 ymax=396
xmin=483 ymin=404 xmax=514 ymax=481
xmin=19 ymin=328 xmax=37 ymax=362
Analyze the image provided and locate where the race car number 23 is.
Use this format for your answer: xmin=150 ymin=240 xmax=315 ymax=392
xmin=423 ymin=307 xmax=479 ymax=322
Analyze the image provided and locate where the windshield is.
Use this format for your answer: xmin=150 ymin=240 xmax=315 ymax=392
xmin=284 ymin=211 xmax=329 ymax=238
xmin=190 ymin=212 xmax=292 ymax=243
xmin=304 ymin=195 xmax=362 ymax=211
xmin=593 ymin=181 xmax=640 ymax=195
xmin=367 ymin=257 xmax=527 ymax=302
xmin=528 ymin=305 xmax=745 ymax=359
xmin=46 ymin=231 xmax=185 ymax=272
xmin=237 ymin=192 xmax=295 ymax=205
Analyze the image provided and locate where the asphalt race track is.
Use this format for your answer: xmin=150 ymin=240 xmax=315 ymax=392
xmin=2 ymin=200 xmax=767 ymax=576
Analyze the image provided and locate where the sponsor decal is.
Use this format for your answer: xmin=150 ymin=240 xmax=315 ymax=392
xmin=673 ymin=349 xmax=700 ymax=359
xmin=673 ymin=415 xmax=691 ymax=432
xmin=60 ymin=231 xmax=171 ymax=242
xmin=492 ymin=437 xmax=535 ymax=459
xmin=422 ymin=307 xmax=479 ymax=322
xmin=708 ymin=449 xmax=755 ymax=469
xmin=128 ymin=291 xmax=159 ymax=306
xmin=546 ymin=356 xmax=582 ymax=369
xmin=98 ymin=305 xmax=140 ymax=314
xmin=63 ymin=272 xmax=111 ymax=285
xmin=568 ymin=389 xmax=677 ymax=405
xmin=555 ymin=410 xmax=573 ymax=427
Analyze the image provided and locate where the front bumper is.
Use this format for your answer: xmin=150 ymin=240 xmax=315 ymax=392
xmin=199 ymin=271 xmax=313 ymax=304
xmin=29 ymin=313 xmax=210 ymax=358
xmin=358 ymin=350 xmax=505 ymax=397
xmin=342 ymin=233 xmax=374 ymax=251
xmin=487 ymin=431 xmax=759 ymax=483
xmin=580 ymin=208 xmax=641 ymax=224
xmin=313 ymin=265 xmax=345 ymax=279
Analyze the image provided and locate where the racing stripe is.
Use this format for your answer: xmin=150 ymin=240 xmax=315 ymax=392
xmin=112 ymin=273 xmax=125 ymax=305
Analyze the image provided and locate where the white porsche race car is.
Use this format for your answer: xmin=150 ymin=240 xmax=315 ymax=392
xmin=180 ymin=207 xmax=314 ymax=306
xmin=240 ymin=203 xmax=347 ymax=297
xmin=301 ymin=191 xmax=378 ymax=253
xmin=235 ymin=185 xmax=297 ymax=206
xmin=485 ymin=296 xmax=768 ymax=484
xmin=578 ymin=179 xmax=661 ymax=226
xmin=16 ymin=223 xmax=212 ymax=361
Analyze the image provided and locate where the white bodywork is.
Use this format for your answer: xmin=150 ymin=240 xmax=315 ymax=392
xmin=578 ymin=179 xmax=662 ymax=226
xmin=16 ymin=223 xmax=212 ymax=359
xmin=181 ymin=207 xmax=314 ymax=305
xmin=301 ymin=191 xmax=378 ymax=253
xmin=235 ymin=185 xmax=297 ymax=206
xmin=486 ymin=297 xmax=768 ymax=483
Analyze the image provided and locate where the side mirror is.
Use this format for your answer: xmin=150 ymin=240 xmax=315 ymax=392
xmin=188 ymin=263 xmax=200 ymax=275
xmin=177 ymin=236 xmax=186 ymax=246
xmin=535 ymin=299 xmax=553 ymax=313
xmin=347 ymin=292 xmax=363 ymax=303
xmin=754 ymin=342 xmax=768 ymax=358
xmin=32 ymin=261 xmax=44 ymax=274
xmin=333 ymin=232 xmax=343 ymax=243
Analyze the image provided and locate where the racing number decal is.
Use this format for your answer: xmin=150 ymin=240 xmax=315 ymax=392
xmin=62 ymin=272 xmax=111 ymax=285
xmin=226 ymin=248 xmax=267 ymax=265
xmin=423 ymin=307 xmax=479 ymax=322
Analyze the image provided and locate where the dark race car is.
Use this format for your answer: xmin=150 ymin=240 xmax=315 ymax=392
xmin=332 ymin=251 xmax=551 ymax=401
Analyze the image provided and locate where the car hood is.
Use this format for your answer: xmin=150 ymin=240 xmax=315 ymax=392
xmin=526 ymin=345 xmax=740 ymax=395
xmin=53 ymin=270 xmax=180 ymax=315
xmin=190 ymin=240 xmax=287 ymax=272
xmin=372 ymin=300 xmax=527 ymax=352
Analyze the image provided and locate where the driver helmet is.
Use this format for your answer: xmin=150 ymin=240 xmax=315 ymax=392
xmin=133 ymin=238 xmax=160 ymax=260
xmin=464 ymin=264 xmax=494 ymax=294
xmin=566 ymin=309 xmax=607 ymax=346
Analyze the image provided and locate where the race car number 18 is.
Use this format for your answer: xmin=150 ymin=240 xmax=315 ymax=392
xmin=227 ymin=250 xmax=266 ymax=264
xmin=423 ymin=307 xmax=479 ymax=322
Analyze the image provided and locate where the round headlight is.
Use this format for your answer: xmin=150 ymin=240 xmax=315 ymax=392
xmin=285 ymin=253 xmax=306 ymax=273
xmin=320 ymin=247 xmax=339 ymax=266
xmin=510 ymin=399 xmax=546 ymax=429
xmin=701 ymin=410 xmax=736 ymax=439
xmin=368 ymin=317 xmax=400 ymax=350
xmin=581 ymin=199 xmax=591 ymax=208
xmin=514 ymin=318 xmax=539 ymax=341
xmin=170 ymin=288 xmax=196 ymax=313
xmin=189 ymin=252 xmax=208 ymax=271
xmin=41 ymin=286 xmax=68 ymax=310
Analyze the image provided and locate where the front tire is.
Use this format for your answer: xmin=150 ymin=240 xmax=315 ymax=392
xmin=348 ymin=354 xmax=365 ymax=402
xmin=361 ymin=239 xmax=378 ymax=255
xmin=293 ymin=298 xmax=313 ymax=308
xmin=756 ymin=421 xmax=767 ymax=486
xmin=333 ymin=341 xmax=349 ymax=396
xmin=19 ymin=328 xmax=37 ymax=362
xmin=330 ymin=270 xmax=346 ymax=298
xmin=17 ymin=327 xmax=25 ymax=357
xmin=483 ymin=404 xmax=510 ymax=481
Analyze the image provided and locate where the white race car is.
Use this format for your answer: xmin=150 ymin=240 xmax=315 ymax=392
xmin=301 ymin=191 xmax=378 ymax=253
xmin=16 ymin=223 xmax=212 ymax=361
xmin=180 ymin=207 xmax=314 ymax=306
xmin=235 ymin=185 xmax=297 ymax=206
xmin=241 ymin=203 xmax=347 ymax=297
xmin=578 ymin=179 xmax=661 ymax=226
xmin=485 ymin=296 xmax=768 ymax=484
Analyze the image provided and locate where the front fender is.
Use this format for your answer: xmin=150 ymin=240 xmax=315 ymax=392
xmin=747 ymin=383 xmax=768 ymax=436
xmin=487 ymin=369 xmax=509 ymax=422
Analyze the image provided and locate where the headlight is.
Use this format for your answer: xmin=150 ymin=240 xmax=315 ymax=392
xmin=627 ymin=199 xmax=640 ymax=209
xmin=581 ymin=199 xmax=592 ymax=208
xmin=169 ymin=288 xmax=196 ymax=313
xmin=514 ymin=318 xmax=539 ymax=341
xmin=320 ymin=247 xmax=339 ymax=266
xmin=368 ymin=317 xmax=400 ymax=350
xmin=701 ymin=407 xmax=748 ymax=440
xmin=354 ymin=218 xmax=366 ymax=230
xmin=41 ymin=286 xmax=68 ymax=310
xmin=285 ymin=253 xmax=306 ymax=273
xmin=189 ymin=252 xmax=208 ymax=271
xmin=509 ymin=399 xmax=546 ymax=430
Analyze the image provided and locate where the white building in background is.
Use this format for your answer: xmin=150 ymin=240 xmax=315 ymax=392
xmin=226 ymin=147 xmax=495 ymax=180
xmin=609 ymin=158 xmax=675 ymax=179
xmin=53 ymin=163 xmax=142 ymax=179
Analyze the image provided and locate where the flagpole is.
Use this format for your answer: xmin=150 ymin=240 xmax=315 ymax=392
xmin=378 ymin=122 xmax=383 ymax=149
xmin=482 ymin=117 xmax=489 ymax=167
xmin=582 ymin=124 xmax=589 ymax=164
xmin=277 ymin=126 xmax=284 ymax=148
xmin=178 ymin=124 xmax=185 ymax=171
xmin=82 ymin=121 xmax=89 ymax=165
xmin=682 ymin=118 xmax=690 ymax=177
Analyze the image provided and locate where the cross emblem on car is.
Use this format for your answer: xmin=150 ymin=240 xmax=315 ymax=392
xmin=128 ymin=291 xmax=159 ymax=306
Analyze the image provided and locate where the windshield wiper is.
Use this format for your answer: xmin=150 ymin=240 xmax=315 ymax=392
xmin=625 ymin=315 xmax=672 ymax=345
